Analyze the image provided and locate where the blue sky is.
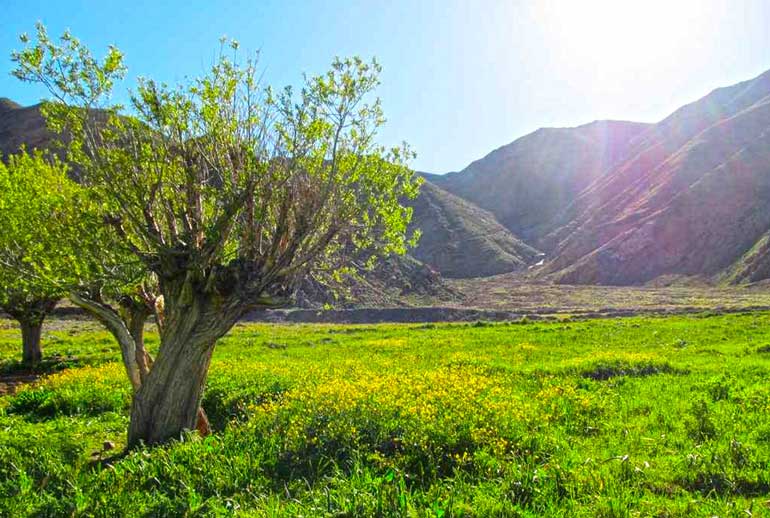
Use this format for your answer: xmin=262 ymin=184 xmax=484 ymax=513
xmin=3 ymin=0 xmax=770 ymax=173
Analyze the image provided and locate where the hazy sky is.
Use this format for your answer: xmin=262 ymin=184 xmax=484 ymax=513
xmin=3 ymin=0 xmax=770 ymax=173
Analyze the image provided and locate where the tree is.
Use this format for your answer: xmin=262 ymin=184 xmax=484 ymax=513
xmin=0 ymin=152 xmax=211 ymax=434
xmin=13 ymin=25 xmax=421 ymax=446
xmin=0 ymin=150 xmax=157 ymax=382
xmin=0 ymin=151 xmax=76 ymax=365
xmin=0 ymin=152 xmax=213 ymax=433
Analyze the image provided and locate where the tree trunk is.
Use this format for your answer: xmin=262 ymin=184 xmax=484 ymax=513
xmin=125 ymin=303 xmax=151 ymax=384
xmin=126 ymin=303 xmax=212 ymax=437
xmin=70 ymin=291 xmax=142 ymax=391
xmin=71 ymin=290 xmax=213 ymax=443
xmin=4 ymin=298 xmax=57 ymax=367
xmin=20 ymin=321 xmax=43 ymax=366
xmin=126 ymin=278 xmax=243 ymax=448
xmin=128 ymin=331 xmax=217 ymax=446
xmin=196 ymin=407 xmax=211 ymax=436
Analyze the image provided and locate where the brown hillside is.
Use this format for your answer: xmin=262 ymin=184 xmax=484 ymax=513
xmin=0 ymin=100 xmax=54 ymax=157
xmin=408 ymin=180 xmax=539 ymax=277
xmin=427 ymin=120 xmax=651 ymax=242
xmin=542 ymin=69 xmax=770 ymax=284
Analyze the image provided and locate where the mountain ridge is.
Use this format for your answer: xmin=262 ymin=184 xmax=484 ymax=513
xmin=422 ymin=67 xmax=770 ymax=285
xmin=8 ymin=66 xmax=770 ymax=287
xmin=426 ymin=119 xmax=652 ymax=243
xmin=541 ymin=68 xmax=770 ymax=284
xmin=407 ymin=180 xmax=539 ymax=277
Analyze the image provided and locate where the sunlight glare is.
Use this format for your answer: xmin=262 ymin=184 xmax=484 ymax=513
xmin=535 ymin=0 xmax=711 ymax=77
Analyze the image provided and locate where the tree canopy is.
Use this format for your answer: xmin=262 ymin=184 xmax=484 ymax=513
xmin=0 ymin=151 xmax=79 ymax=363
xmin=11 ymin=23 xmax=422 ymax=445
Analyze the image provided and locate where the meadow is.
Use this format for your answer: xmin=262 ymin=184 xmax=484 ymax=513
xmin=1 ymin=313 xmax=770 ymax=517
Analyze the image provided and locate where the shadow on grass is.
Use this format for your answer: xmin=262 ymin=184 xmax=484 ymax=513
xmin=581 ymin=360 xmax=687 ymax=381
xmin=678 ymin=474 xmax=770 ymax=497
xmin=89 ymin=448 xmax=131 ymax=470
xmin=0 ymin=355 xmax=85 ymax=397
xmin=0 ymin=354 xmax=85 ymax=376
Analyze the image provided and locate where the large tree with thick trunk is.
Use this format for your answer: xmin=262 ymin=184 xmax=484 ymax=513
xmin=13 ymin=25 xmax=421 ymax=446
xmin=68 ymin=285 xmax=211 ymax=436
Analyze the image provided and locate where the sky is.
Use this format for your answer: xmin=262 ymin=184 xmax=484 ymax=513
xmin=3 ymin=0 xmax=770 ymax=173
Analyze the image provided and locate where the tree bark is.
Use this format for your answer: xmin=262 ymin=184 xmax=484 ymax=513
xmin=125 ymin=302 xmax=152 ymax=384
xmin=128 ymin=330 xmax=217 ymax=446
xmin=70 ymin=291 xmax=142 ymax=391
xmin=20 ymin=321 xmax=43 ymax=366
xmin=125 ymin=302 xmax=212 ymax=437
xmin=127 ymin=283 xmax=239 ymax=447
xmin=196 ymin=407 xmax=211 ymax=436
xmin=71 ymin=290 xmax=213 ymax=443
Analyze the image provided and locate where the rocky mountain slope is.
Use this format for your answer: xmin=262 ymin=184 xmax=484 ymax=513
xmin=421 ymin=69 xmax=770 ymax=286
xmin=407 ymin=180 xmax=539 ymax=277
xmin=540 ymin=69 xmax=770 ymax=284
xmin=426 ymin=120 xmax=651 ymax=242
xmin=295 ymin=254 xmax=460 ymax=308
xmin=0 ymin=99 xmax=55 ymax=157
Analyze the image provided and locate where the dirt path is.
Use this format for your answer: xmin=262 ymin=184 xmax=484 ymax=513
xmin=245 ymin=303 xmax=770 ymax=324
xmin=0 ymin=372 xmax=40 ymax=396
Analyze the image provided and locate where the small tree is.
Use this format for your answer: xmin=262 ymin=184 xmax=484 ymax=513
xmin=0 ymin=151 xmax=76 ymax=365
xmin=13 ymin=25 xmax=421 ymax=446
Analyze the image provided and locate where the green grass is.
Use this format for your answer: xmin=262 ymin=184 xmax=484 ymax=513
xmin=1 ymin=313 xmax=770 ymax=516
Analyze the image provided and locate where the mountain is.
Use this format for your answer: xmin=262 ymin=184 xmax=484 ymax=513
xmin=296 ymin=254 xmax=460 ymax=308
xmin=0 ymin=98 xmax=22 ymax=112
xmin=13 ymin=64 xmax=770 ymax=290
xmin=0 ymin=99 xmax=55 ymax=158
xmin=538 ymin=69 xmax=770 ymax=284
xmin=426 ymin=120 xmax=652 ymax=242
xmin=407 ymin=180 xmax=539 ymax=278
xmin=422 ymin=69 xmax=770 ymax=285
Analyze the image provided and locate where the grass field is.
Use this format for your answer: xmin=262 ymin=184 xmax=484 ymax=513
xmin=1 ymin=313 xmax=770 ymax=516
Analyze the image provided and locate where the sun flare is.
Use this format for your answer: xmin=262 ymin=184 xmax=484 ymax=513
xmin=535 ymin=0 xmax=714 ymax=77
